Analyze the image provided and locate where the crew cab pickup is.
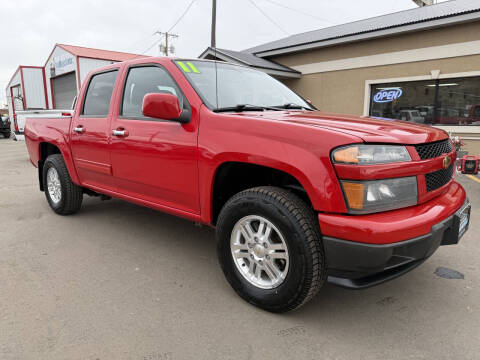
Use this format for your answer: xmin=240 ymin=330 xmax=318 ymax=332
xmin=25 ymin=58 xmax=471 ymax=313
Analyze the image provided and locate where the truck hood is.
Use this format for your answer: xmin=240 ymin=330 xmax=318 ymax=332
xmin=245 ymin=111 xmax=448 ymax=144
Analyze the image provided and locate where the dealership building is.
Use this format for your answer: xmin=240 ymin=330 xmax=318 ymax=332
xmin=5 ymin=44 xmax=142 ymax=120
xmin=201 ymin=0 xmax=480 ymax=154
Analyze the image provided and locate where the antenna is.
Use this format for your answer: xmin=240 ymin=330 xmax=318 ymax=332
xmin=212 ymin=0 xmax=219 ymax=109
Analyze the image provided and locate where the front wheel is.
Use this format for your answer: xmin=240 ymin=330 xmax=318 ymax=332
xmin=43 ymin=154 xmax=83 ymax=215
xmin=216 ymin=186 xmax=326 ymax=313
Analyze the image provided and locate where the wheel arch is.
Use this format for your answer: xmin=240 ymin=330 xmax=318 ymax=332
xmin=207 ymin=159 xmax=318 ymax=226
xmin=38 ymin=142 xmax=79 ymax=191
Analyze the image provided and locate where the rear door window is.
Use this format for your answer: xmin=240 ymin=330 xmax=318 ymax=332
xmin=82 ymin=70 xmax=118 ymax=117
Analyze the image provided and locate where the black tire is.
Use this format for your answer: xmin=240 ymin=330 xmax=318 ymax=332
xmin=43 ymin=154 xmax=83 ymax=215
xmin=216 ymin=186 xmax=326 ymax=313
xmin=2 ymin=131 xmax=9 ymax=138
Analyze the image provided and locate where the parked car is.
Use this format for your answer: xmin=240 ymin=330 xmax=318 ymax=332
xmin=415 ymin=106 xmax=435 ymax=123
xmin=24 ymin=58 xmax=470 ymax=312
xmin=397 ymin=109 xmax=425 ymax=123
xmin=468 ymin=104 xmax=480 ymax=125
xmin=0 ymin=116 xmax=11 ymax=138
xmin=434 ymin=108 xmax=472 ymax=125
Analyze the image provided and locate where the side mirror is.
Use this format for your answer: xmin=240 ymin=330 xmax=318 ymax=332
xmin=142 ymin=93 xmax=182 ymax=120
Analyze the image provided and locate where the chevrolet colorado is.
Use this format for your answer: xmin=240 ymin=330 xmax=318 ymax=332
xmin=25 ymin=58 xmax=471 ymax=312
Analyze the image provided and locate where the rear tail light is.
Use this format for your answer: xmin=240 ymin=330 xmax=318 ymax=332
xmin=13 ymin=114 xmax=19 ymax=132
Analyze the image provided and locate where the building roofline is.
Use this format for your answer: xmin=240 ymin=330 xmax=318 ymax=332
xmin=257 ymin=12 xmax=480 ymax=57
xmin=4 ymin=65 xmax=43 ymax=91
xmin=199 ymin=47 xmax=301 ymax=78
xmin=43 ymin=43 xmax=67 ymax=67
xmin=56 ymin=43 xmax=143 ymax=57
xmin=247 ymin=0 xmax=480 ymax=57
xmin=43 ymin=43 xmax=144 ymax=67
xmin=5 ymin=67 xmax=21 ymax=91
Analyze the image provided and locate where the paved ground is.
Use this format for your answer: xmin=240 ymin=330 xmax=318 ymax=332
xmin=0 ymin=138 xmax=479 ymax=360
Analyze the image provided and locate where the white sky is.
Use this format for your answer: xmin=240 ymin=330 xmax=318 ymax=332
xmin=0 ymin=0 xmax=449 ymax=105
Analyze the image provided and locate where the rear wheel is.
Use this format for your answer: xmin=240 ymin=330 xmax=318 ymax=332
xmin=43 ymin=154 xmax=83 ymax=215
xmin=216 ymin=186 xmax=326 ymax=313
xmin=2 ymin=131 xmax=9 ymax=138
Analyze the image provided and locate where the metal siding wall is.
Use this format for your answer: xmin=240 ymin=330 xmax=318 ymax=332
xmin=78 ymin=57 xmax=114 ymax=85
xmin=44 ymin=46 xmax=76 ymax=109
xmin=22 ymin=68 xmax=46 ymax=109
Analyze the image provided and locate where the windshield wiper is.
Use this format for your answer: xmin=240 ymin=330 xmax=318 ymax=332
xmin=272 ymin=103 xmax=314 ymax=111
xmin=213 ymin=104 xmax=281 ymax=113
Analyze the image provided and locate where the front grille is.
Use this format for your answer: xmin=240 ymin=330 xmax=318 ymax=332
xmin=425 ymin=164 xmax=454 ymax=192
xmin=415 ymin=140 xmax=452 ymax=160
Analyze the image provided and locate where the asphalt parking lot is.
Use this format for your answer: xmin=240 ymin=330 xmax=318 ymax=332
xmin=0 ymin=138 xmax=479 ymax=360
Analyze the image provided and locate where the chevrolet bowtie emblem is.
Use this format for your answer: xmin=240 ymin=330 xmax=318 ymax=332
xmin=443 ymin=155 xmax=452 ymax=169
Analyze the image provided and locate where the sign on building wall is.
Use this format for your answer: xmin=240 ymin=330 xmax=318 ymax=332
xmin=49 ymin=54 xmax=75 ymax=77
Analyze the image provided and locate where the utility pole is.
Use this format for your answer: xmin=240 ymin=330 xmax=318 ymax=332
xmin=154 ymin=31 xmax=179 ymax=56
xmin=211 ymin=0 xmax=217 ymax=48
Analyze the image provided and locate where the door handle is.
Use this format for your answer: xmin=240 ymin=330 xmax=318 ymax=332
xmin=112 ymin=129 xmax=129 ymax=137
xmin=73 ymin=126 xmax=85 ymax=134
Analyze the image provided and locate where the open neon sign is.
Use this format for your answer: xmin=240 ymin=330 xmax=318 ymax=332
xmin=373 ymin=88 xmax=403 ymax=103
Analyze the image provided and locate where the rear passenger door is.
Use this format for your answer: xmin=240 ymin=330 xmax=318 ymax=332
xmin=109 ymin=65 xmax=199 ymax=214
xmin=70 ymin=69 xmax=119 ymax=191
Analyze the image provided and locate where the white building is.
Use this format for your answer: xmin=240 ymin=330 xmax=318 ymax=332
xmin=5 ymin=44 xmax=142 ymax=127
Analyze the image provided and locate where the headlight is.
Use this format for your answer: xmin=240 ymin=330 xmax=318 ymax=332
xmin=333 ymin=144 xmax=411 ymax=165
xmin=341 ymin=177 xmax=418 ymax=214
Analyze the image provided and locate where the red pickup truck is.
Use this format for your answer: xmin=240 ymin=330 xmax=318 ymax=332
xmin=25 ymin=57 xmax=471 ymax=312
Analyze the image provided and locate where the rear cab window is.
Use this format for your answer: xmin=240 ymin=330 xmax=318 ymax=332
xmin=82 ymin=70 xmax=119 ymax=117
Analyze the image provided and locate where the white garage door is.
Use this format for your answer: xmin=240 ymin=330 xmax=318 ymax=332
xmin=52 ymin=72 xmax=77 ymax=109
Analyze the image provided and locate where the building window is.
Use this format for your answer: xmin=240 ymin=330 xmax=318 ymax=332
xmin=370 ymin=76 xmax=480 ymax=126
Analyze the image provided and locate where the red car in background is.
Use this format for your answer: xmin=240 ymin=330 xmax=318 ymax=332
xmin=469 ymin=104 xmax=480 ymax=125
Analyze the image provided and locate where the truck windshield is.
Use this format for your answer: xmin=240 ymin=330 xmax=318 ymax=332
xmin=176 ymin=60 xmax=314 ymax=111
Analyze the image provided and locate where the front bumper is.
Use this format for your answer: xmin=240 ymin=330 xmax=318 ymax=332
xmin=324 ymin=199 xmax=471 ymax=289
